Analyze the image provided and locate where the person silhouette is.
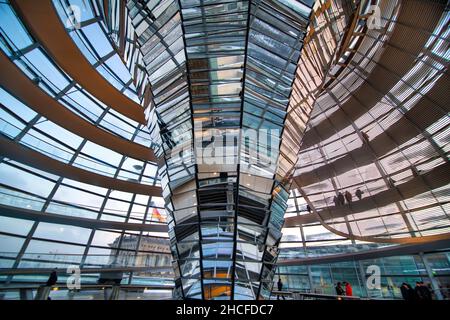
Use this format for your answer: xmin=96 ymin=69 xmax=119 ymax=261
xmin=337 ymin=192 xmax=345 ymax=206
xmin=355 ymin=189 xmax=363 ymax=200
xmin=344 ymin=191 xmax=352 ymax=204
xmin=46 ymin=268 xmax=58 ymax=287
xmin=277 ymin=278 xmax=285 ymax=300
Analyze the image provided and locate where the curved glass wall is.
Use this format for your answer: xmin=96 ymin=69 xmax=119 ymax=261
xmin=276 ymin=247 xmax=450 ymax=299
xmin=291 ymin=0 xmax=450 ymax=241
xmin=0 ymin=0 xmax=153 ymax=146
xmin=0 ymin=157 xmax=172 ymax=285
xmin=0 ymin=88 xmax=159 ymax=186
xmin=277 ymin=0 xmax=450 ymax=301
xmin=0 ymin=0 xmax=171 ymax=291
xmin=52 ymin=0 xmax=145 ymax=103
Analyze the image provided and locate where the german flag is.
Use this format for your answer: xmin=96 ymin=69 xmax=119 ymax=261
xmin=151 ymin=207 xmax=166 ymax=222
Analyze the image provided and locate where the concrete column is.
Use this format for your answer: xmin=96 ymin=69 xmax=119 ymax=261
xmin=357 ymin=261 xmax=369 ymax=298
xmin=420 ymin=252 xmax=443 ymax=300
xmin=34 ymin=286 xmax=51 ymax=300
xmin=19 ymin=288 xmax=34 ymax=300
xmin=108 ymin=285 xmax=121 ymax=300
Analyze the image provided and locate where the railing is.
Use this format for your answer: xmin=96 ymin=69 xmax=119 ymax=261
xmin=0 ymin=283 xmax=174 ymax=300
xmin=271 ymin=290 xmax=364 ymax=300
xmin=0 ymin=252 xmax=175 ymax=300
xmin=0 ymin=252 xmax=173 ymax=270
xmin=0 ymin=186 xmax=167 ymax=223
xmin=0 ymin=123 xmax=159 ymax=186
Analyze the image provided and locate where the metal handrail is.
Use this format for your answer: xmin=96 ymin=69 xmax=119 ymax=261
xmin=0 ymin=283 xmax=174 ymax=291
xmin=272 ymin=290 xmax=364 ymax=300
xmin=0 ymin=266 xmax=173 ymax=275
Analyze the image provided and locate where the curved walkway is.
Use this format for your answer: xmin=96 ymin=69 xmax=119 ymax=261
xmin=0 ymin=51 xmax=157 ymax=162
xmin=0 ymin=135 xmax=162 ymax=196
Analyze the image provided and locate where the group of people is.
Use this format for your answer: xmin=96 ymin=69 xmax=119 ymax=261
xmin=335 ymin=281 xmax=353 ymax=296
xmin=400 ymin=282 xmax=433 ymax=301
xmin=276 ymin=277 xmax=438 ymax=300
xmin=276 ymin=279 xmax=353 ymax=300
xmin=333 ymin=189 xmax=364 ymax=207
